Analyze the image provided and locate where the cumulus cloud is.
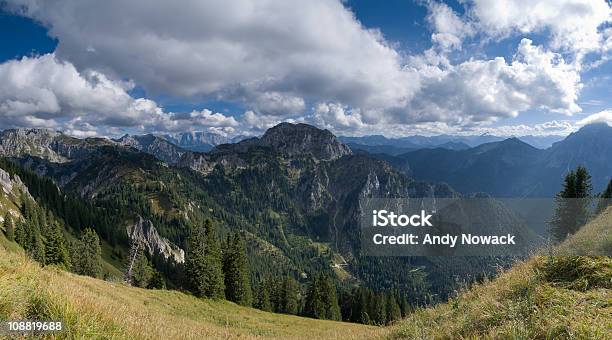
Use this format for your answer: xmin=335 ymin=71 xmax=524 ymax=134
xmin=427 ymin=2 xmax=475 ymax=50
xmin=400 ymin=39 xmax=582 ymax=124
xmin=4 ymin=0 xmax=415 ymax=114
xmin=2 ymin=0 xmax=609 ymax=137
xmin=469 ymin=0 xmax=611 ymax=55
xmin=578 ymin=109 xmax=612 ymax=126
xmin=0 ymin=54 xmax=239 ymax=135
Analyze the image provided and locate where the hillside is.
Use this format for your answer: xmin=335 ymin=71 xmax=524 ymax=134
xmin=388 ymin=207 xmax=612 ymax=339
xmin=0 ymin=236 xmax=381 ymax=339
xmin=1 ymin=207 xmax=608 ymax=339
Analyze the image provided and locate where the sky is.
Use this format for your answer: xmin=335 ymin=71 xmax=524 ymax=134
xmin=0 ymin=0 xmax=611 ymax=138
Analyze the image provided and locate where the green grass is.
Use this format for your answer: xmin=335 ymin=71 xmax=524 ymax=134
xmin=1 ymin=207 xmax=610 ymax=339
xmin=0 ymin=234 xmax=381 ymax=339
xmin=388 ymin=208 xmax=612 ymax=339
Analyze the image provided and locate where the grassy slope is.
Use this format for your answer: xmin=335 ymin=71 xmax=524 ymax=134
xmin=0 ymin=237 xmax=381 ymax=339
xmin=389 ymin=208 xmax=612 ymax=339
xmin=1 ymin=208 xmax=610 ymax=339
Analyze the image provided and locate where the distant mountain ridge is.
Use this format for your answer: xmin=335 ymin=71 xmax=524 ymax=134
xmin=389 ymin=123 xmax=612 ymax=197
xmin=163 ymin=131 xmax=247 ymax=152
xmin=340 ymin=133 xmax=565 ymax=150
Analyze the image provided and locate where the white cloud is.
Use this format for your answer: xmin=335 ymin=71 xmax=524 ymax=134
xmin=5 ymin=0 xmax=415 ymax=113
xmin=400 ymin=39 xmax=581 ymax=123
xmin=314 ymin=103 xmax=366 ymax=130
xmin=2 ymin=0 xmax=609 ymax=137
xmin=427 ymin=2 xmax=475 ymax=50
xmin=578 ymin=109 xmax=612 ymax=126
xmin=469 ymin=0 xmax=611 ymax=54
xmin=0 ymin=54 xmax=240 ymax=135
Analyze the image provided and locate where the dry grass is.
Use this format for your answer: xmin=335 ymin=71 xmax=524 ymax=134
xmin=388 ymin=208 xmax=612 ymax=339
xmin=0 ymin=238 xmax=382 ymax=339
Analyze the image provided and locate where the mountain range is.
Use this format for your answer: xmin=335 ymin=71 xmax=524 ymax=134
xmin=0 ymin=123 xmax=480 ymax=299
xmin=1 ymin=121 xmax=608 ymax=301
xmin=379 ymin=123 xmax=612 ymax=197
xmin=339 ymin=133 xmax=565 ymax=152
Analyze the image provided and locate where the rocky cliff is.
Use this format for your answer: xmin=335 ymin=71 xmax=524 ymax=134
xmin=0 ymin=128 xmax=113 ymax=162
xmin=116 ymin=134 xmax=186 ymax=164
xmin=126 ymin=216 xmax=185 ymax=264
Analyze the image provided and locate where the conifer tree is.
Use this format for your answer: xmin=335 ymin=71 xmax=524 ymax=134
xmin=279 ymin=276 xmax=299 ymax=315
xmin=551 ymin=166 xmax=592 ymax=242
xmin=596 ymin=179 xmax=612 ymax=214
xmin=223 ymin=232 xmax=252 ymax=306
xmin=29 ymin=230 xmax=46 ymax=264
xmin=399 ymin=292 xmax=410 ymax=317
xmin=185 ymin=220 xmax=224 ymax=299
xmin=254 ymin=282 xmax=273 ymax=312
xmin=71 ymin=228 xmax=102 ymax=278
xmin=372 ymin=292 xmax=387 ymax=325
xmin=3 ymin=213 xmax=14 ymax=242
xmin=44 ymin=221 xmax=70 ymax=268
xmin=386 ymin=291 xmax=401 ymax=324
xmin=304 ymin=273 xmax=341 ymax=321
xmin=132 ymin=251 xmax=154 ymax=288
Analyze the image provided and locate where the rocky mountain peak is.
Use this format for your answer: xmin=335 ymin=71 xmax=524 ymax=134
xmin=0 ymin=128 xmax=68 ymax=162
xmin=115 ymin=134 xmax=186 ymax=164
xmin=260 ymin=123 xmax=352 ymax=161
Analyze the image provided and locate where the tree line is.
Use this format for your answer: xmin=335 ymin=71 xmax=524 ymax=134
xmin=184 ymin=218 xmax=408 ymax=325
xmin=550 ymin=165 xmax=612 ymax=242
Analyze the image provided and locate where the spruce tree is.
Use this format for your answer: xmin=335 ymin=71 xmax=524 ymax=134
xmin=132 ymin=251 xmax=154 ymax=288
xmin=386 ymin=291 xmax=401 ymax=324
xmin=550 ymin=166 xmax=592 ymax=242
xmin=185 ymin=220 xmax=225 ymax=299
xmin=3 ymin=213 xmax=14 ymax=241
xmin=304 ymin=273 xmax=340 ymax=320
xmin=596 ymin=179 xmax=612 ymax=214
xmin=30 ymin=231 xmax=46 ymax=264
xmin=223 ymin=232 xmax=252 ymax=306
xmin=254 ymin=282 xmax=273 ymax=312
xmin=280 ymin=276 xmax=299 ymax=315
xmin=372 ymin=292 xmax=387 ymax=325
xmin=72 ymin=228 xmax=102 ymax=278
xmin=44 ymin=221 xmax=70 ymax=268
xmin=399 ymin=292 xmax=410 ymax=317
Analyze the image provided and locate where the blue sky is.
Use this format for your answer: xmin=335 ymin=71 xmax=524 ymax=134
xmin=0 ymin=0 xmax=610 ymax=137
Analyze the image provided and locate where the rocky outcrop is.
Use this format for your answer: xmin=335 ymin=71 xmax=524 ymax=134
xmin=180 ymin=123 xmax=352 ymax=174
xmin=116 ymin=134 xmax=186 ymax=164
xmin=126 ymin=216 xmax=185 ymax=264
xmin=0 ymin=128 xmax=112 ymax=162
xmin=0 ymin=168 xmax=33 ymax=223
xmin=259 ymin=123 xmax=351 ymax=161
xmin=0 ymin=168 xmax=32 ymax=199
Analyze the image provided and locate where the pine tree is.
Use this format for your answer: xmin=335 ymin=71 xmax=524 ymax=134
xmin=44 ymin=221 xmax=70 ymax=268
xmin=223 ymin=232 xmax=252 ymax=306
xmin=254 ymin=282 xmax=272 ymax=312
xmin=71 ymin=228 xmax=102 ymax=278
xmin=596 ymin=179 xmax=612 ymax=214
xmin=304 ymin=273 xmax=340 ymax=320
xmin=147 ymin=269 xmax=166 ymax=289
xmin=550 ymin=166 xmax=592 ymax=242
xmin=3 ymin=213 xmax=14 ymax=241
xmin=372 ymin=292 xmax=387 ymax=325
xmin=280 ymin=276 xmax=299 ymax=315
xmin=30 ymin=231 xmax=46 ymax=264
xmin=132 ymin=251 xmax=154 ymax=288
xmin=185 ymin=220 xmax=225 ymax=299
xmin=399 ymin=292 xmax=410 ymax=317
xmin=386 ymin=291 xmax=401 ymax=324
